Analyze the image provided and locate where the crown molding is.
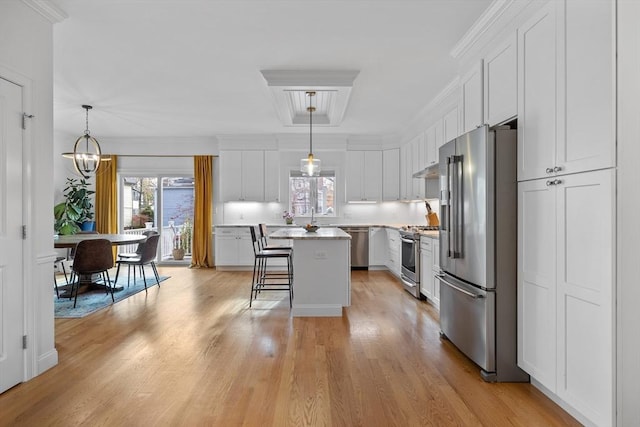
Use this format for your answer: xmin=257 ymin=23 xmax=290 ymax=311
xmin=21 ymin=0 xmax=68 ymax=23
xmin=450 ymin=0 xmax=514 ymax=59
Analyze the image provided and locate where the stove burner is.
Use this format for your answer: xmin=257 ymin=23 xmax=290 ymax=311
xmin=402 ymin=225 xmax=440 ymax=232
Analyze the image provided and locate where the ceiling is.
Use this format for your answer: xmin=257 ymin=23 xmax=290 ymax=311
xmin=52 ymin=0 xmax=492 ymax=140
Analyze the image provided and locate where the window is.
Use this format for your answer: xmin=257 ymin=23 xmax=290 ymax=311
xmin=289 ymin=170 xmax=336 ymax=217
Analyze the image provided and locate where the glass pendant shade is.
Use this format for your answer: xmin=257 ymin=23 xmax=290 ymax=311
xmin=300 ymin=155 xmax=321 ymax=177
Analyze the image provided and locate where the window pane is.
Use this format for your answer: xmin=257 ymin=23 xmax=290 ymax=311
xmin=289 ymin=172 xmax=335 ymax=216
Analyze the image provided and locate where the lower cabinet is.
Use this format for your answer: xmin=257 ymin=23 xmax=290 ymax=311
xmin=420 ymin=237 xmax=433 ymax=300
xmin=369 ymin=227 xmax=388 ymax=267
xmin=432 ymin=239 xmax=440 ymax=307
xmin=518 ymin=168 xmax=614 ymax=427
xmin=386 ymin=228 xmax=401 ymax=277
xmin=420 ymin=236 xmax=440 ymax=308
xmin=215 ymin=227 xmax=254 ymax=267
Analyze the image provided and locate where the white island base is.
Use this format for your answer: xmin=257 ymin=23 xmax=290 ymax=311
xmin=270 ymin=227 xmax=351 ymax=317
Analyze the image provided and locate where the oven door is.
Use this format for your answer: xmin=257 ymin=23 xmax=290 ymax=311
xmin=400 ymin=235 xmax=418 ymax=283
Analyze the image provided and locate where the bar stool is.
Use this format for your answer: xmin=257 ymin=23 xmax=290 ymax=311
xmin=258 ymin=223 xmax=292 ymax=251
xmin=249 ymin=226 xmax=293 ymax=307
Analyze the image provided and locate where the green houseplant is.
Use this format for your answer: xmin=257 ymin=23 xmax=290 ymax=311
xmin=54 ymin=178 xmax=95 ymax=235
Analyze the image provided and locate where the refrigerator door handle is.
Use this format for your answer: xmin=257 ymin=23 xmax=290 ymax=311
xmin=450 ymin=155 xmax=462 ymax=258
xmin=454 ymin=154 xmax=463 ymax=258
xmin=446 ymin=156 xmax=453 ymax=258
xmin=436 ymin=276 xmax=483 ymax=299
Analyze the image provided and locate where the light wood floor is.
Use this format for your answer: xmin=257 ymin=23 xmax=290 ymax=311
xmin=0 ymin=267 xmax=579 ymax=426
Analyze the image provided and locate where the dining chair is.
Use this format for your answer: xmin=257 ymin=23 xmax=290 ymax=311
xmin=53 ymin=256 xmax=68 ymax=298
xmin=249 ymin=226 xmax=293 ymax=308
xmin=113 ymin=234 xmax=161 ymax=292
xmin=118 ymin=230 xmax=158 ymax=259
xmin=68 ymin=238 xmax=114 ymax=308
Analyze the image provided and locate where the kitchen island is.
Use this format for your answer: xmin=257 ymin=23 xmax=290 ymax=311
xmin=270 ymin=227 xmax=351 ymax=317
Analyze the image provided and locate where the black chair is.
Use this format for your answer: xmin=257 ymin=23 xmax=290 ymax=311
xmin=53 ymin=256 xmax=68 ymax=298
xmin=114 ymin=234 xmax=161 ymax=292
xmin=68 ymin=239 xmax=114 ymax=308
xmin=258 ymin=223 xmax=292 ymax=251
xmin=249 ymin=226 xmax=293 ymax=308
xmin=118 ymin=230 xmax=158 ymax=259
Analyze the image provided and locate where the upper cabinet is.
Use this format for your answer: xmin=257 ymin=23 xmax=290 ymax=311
xmin=264 ymin=150 xmax=280 ymax=202
xmin=484 ymin=33 xmax=517 ymax=126
xmin=461 ymin=61 xmax=484 ymax=133
xmin=382 ymin=148 xmax=400 ymax=201
xmin=425 ymin=120 xmax=442 ymax=166
xmin=219 ymin=150 xmax=265 ymax=201
xmin=443 ymin=105 xmax=459 ymax=144
xmin=346 ymin=150 xmax=383 ymax=202
xmin=518 ymin=0 xmax=615 ymax=181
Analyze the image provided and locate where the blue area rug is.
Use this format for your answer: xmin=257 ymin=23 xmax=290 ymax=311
xmin=54 ymin=274 xmax=170 ymax=318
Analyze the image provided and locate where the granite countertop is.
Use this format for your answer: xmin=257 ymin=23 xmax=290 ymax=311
xmin=270 ymin=227 xmax=351 ymax=240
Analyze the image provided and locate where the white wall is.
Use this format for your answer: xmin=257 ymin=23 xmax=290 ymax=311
xmin=0 ymin=0 xmax=58 ymax=379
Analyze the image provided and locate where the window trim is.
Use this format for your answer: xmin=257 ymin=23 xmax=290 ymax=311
xmin=288 ymin=168 xmax=338 ymax=218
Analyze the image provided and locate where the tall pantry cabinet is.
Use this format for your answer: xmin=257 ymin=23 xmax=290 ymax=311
xmin=516 ymin=1 xmax=615 ymax=426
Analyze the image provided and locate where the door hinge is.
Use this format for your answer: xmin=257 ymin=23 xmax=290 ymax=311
xmin=22 ymin=113 xmax=34 ymax=130
xmin=23 ymin=335 xmax=27 ymax=349
xmin=22 ymin=225 xmax=27 ymax=239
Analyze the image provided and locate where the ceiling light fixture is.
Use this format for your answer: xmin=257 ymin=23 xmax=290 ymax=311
xmin=62 ymin=104 xmax=109 ymax=179
xmin=300 ymin=91 xmax=321 ymax=177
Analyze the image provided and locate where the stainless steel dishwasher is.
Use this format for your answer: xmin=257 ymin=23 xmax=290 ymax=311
xmin=339 ymin=227 xmax=369 ymax=269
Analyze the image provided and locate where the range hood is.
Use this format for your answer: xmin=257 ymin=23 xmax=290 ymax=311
xmin=413 ymin=163 xmax=439 ymax=179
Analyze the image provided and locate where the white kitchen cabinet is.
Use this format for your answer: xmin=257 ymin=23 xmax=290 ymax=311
xmin=411 ymin=136 xmax=425 ymax=199
xmin=382 ymin=148 xmax=400 ymax=201
xmin=215 ymin=227 xmax=254 ymax=267
xmin=461 ymin=61 xmax=484 ymax=133
xmin=264 ymin=150 xmax=280 ymax=202
xmin=419 ymin=236 xmax=433 ymax=300
xmin=369 ymin=227 xmax=388 ymax=267
xmin=518 ymin=0 xmax=615 ymax=181
xmin=220 ymin=150 xmax=265 ymax=201
xmin=518 ymin=169 xmax=614 ymax=427
xmin=443 ymin=106 xmax=459 ymax=143
xmin=424 ymin=121 xmax=441 ymax=166
xmin=484 ymin=32 xmax=517 ymax=126
xmin=399 ymin=143 xmax=411 ymax=200
xmin=432 ymin=239 xmax=440 ymax=308
xmin=386 ymin=228 xmax=401 ymax=277
xmin=346 ymin=150 xmax=382 ymax=201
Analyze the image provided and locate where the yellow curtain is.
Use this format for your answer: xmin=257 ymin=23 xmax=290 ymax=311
xmin=191 ymin=156 xmax=214 ymax=268
xmin=95 ymin=155 xmax=118 ymax=260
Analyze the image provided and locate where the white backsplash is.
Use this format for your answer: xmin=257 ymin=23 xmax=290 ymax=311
xmin=219 ymin=199 xmax=440 ymax=226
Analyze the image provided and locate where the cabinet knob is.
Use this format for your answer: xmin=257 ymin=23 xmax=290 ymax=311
xmin=545 ymin=167 xmax=554 ymax=174
xmin=553 ymin=179 xmax=562 ymax=185
xmin=546 ymin=180 xmax=555 ymax=186
xmin=553 ymin=166 xmax=562 ymax=173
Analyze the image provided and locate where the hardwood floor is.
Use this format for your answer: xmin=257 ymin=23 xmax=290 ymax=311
xmin=0 ymin=267 xmax=578 ymax=426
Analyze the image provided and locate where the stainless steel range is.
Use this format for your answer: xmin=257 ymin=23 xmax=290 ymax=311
xmin=399 ymin=225 xmax=439 ymax=298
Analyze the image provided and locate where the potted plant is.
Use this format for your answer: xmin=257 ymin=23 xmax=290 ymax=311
xmin=282 ymin=210 xmax=294 ymax=225
xmin=170 ymin=219 xmax=192 ymax=260
xmin=54 ymin=178 xmax=95 ymax=235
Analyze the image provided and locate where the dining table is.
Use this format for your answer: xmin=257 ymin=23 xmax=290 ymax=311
xmin=54 ymin=233 xmax=146 ymax=296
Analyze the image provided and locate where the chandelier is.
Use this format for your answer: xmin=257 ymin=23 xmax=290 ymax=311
xmin=300 ymin=91 xmax=321 ymax=176
xmin=62 ymin=105 xmax=108 ymax=178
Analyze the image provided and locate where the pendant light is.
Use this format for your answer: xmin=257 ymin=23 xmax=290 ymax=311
xmin=62 ymin=104 xmax=108 ymax=179
xmin=300 ymin=91 xmax=321 ymax=176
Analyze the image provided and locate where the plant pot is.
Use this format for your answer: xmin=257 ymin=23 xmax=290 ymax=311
xmin=285 ymin=219 xmax=293 ymax=225
xmin=172 ymin=248 xmax=185 ymax=260
xmin=80 ymin=221 xmax=96 ymax=232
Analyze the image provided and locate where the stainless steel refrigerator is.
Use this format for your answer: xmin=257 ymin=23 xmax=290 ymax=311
xmin=437 ymin=124 xmax=528 ymax=382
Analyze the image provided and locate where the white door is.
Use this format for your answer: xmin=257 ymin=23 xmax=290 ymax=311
xmin=0 ymin=77 xmax=24 ymax=393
